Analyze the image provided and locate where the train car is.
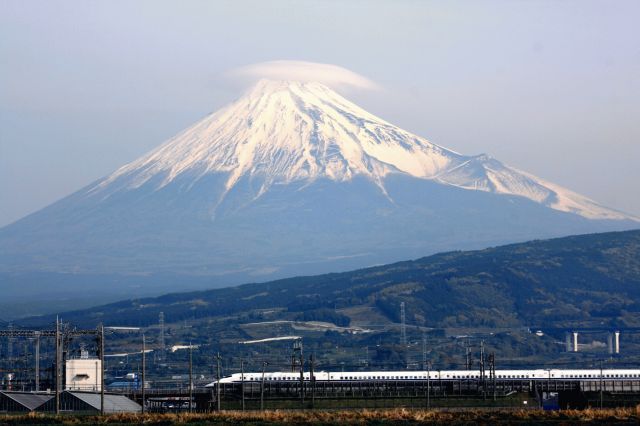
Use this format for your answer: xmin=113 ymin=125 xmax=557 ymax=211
xmin=206 ymin=368 xmax=640 ymax=387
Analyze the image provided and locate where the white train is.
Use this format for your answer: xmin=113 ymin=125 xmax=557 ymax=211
xmin=207 ymin=368 xmax=640 ymax=386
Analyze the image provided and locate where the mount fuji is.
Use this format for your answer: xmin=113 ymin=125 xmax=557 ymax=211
xmin=1 ymin=79 xmax=637 ymax=304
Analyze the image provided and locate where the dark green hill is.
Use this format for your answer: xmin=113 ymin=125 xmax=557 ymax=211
xmin=21 ymin=229 xmax=640 ymax=331
xmin=15 ymin=229 xmax=640 ymax=369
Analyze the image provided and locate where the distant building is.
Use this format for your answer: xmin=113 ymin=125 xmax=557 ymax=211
xmin=65 ymin=354 xmax=102 ymax=392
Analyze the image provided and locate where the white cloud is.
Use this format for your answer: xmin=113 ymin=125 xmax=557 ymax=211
xmin=228 ymin=60 xmax=380 ymax=90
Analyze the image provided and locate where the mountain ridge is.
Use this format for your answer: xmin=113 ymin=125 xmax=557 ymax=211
xmin=84 ymin=79 xmax=632 ymax=221
xmin=0 ymin=79 xmax=637 ymax=294
xmin=17 ymin=229 xmax=640 ymax=334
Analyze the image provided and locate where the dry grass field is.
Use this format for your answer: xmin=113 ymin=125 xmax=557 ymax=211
xmin=2 ymin=407 xmax=640 ymax=425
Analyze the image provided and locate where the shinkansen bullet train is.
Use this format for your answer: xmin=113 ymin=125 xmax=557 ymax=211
xmin=206 ymin=369 xmax=640 ymax=386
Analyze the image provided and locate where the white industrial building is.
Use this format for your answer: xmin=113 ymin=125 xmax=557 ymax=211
xmin=65 ymin=353 xmax=102 ymax=392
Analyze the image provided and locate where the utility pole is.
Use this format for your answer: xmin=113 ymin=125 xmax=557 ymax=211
xmin=546 ymin=368 xmax=551 ymax=408
xmin=400 ymin=302 xmax=407 ymax=346
xmin=7 ymin=324 xmax=13 ymax=370
xmin=488 ymin=352 xmax=496 ymax=401
xmin=216 ymin=352 xmax=222 ymax=411
xmin=260 ymin=361 xmax=268 ymax=411
xmin=189 ymin=343 xmax=193 ymax=413
xmin=240 ymin=359 xmax=245 ymax=411
xmin=141 ymin=334 xmax=146 ymax=414
xmin=309 ymin=354 xmax=315 ymax=409
xmin=34 ymin=331 xmax=40 ymax=392
xmin=480 ymin=340 xmax=486 ymax=400
xmin=100 ymin=324 xmax=105 ymax=416
xmin=299 ymin=342 xmax=305 ymax=407
xmin=600 ymin=360 xmax=603 ymax=409
xmin=422 ymin=334 xmax=427 ymax=371
xmin=426 ymin=362 xmax=431 ymax=409
xmin=158 ymin=312 xmax=165 ymax=361
xmin=55 ymin=317 xmax=60 ymax=415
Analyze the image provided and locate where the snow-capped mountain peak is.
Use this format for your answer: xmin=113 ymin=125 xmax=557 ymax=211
xmin=96 ymin=80 xmax=461 ymax=194
xmin=90 ymin=79 xmax=633 ymax=221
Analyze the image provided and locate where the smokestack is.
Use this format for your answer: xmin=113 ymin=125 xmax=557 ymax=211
xmin=572 ymin=332 xmax=579 ymax=352
xmin=615 ymin=331 xmax=620 ymax=354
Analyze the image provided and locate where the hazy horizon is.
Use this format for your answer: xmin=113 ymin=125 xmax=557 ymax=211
xmin=1 ymin=0 xmax=639 ymax=227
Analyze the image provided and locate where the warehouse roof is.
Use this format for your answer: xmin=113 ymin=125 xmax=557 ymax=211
xmin=66 ymin=392 xmax=141 ymax=413
xmin=0 ymin=392 xmax=53 ymax=411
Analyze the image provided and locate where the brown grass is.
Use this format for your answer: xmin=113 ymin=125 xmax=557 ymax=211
xmin=2 ymin=407 xmax=640 ymax=425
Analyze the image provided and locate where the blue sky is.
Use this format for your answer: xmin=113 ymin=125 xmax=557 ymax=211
xmin=1 ymin=0 xmax=639 ymax=226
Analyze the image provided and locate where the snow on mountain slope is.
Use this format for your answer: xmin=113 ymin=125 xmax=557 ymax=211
xmin=88 ymin=79 xmax=632 ymax=221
